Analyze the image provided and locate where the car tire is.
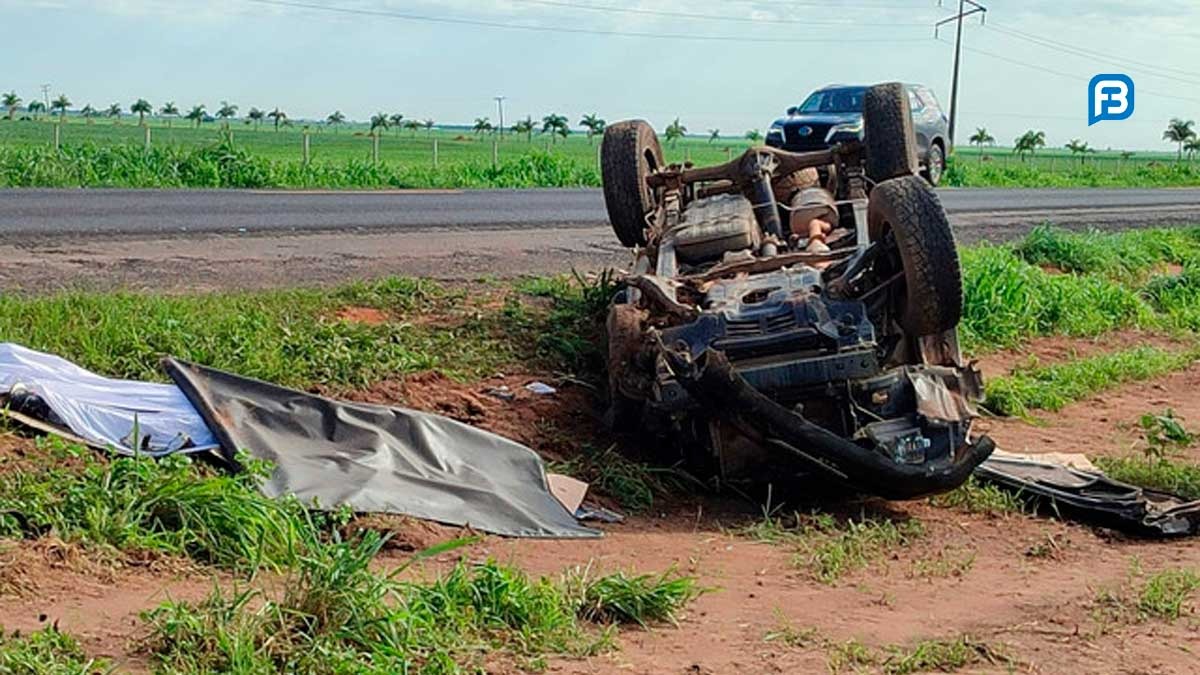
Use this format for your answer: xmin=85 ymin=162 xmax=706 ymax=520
xmin=868 ymin=175 xmax=962 ymax=336
xmin=601 ymin=120 xmax=664 ymax=247
xmin=922 ymin=142 xmax=945 ymax=187
xmin=863 ymin=82 xmax=919 ymax=183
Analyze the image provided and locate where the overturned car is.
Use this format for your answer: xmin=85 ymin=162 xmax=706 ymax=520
xmin=600 ymin=83 xmax=993 ymax=500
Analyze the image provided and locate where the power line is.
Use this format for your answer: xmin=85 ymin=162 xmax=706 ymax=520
xmin=985 ymin=21 xmax=1200 ymax=80
xmin=936 ymin=0 xmax=987 ymax=146
xmin=934 ymin=38 xmax=1200 ymax=106
xmin=502 ymin=0 xmax=930 ymax=26
xmin=983 ymin=24 xmax=1200 ymax=86
xmin=242 ymin=0 xmax=933 ymax=43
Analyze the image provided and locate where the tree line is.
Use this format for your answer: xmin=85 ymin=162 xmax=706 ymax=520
xmin=967 ymin=119 xmax=1200 ymax=163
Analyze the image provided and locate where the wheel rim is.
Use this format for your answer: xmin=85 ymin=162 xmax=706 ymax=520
xmin=929 ymin=146 xmax=944 ymax=184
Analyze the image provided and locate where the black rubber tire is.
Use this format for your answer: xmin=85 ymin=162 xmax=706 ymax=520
xmin=922 ymin=141 xmax=945 ymax=187
xmin=863 ymin=82 xmax=919 ymax=183
xmin=867 ymin=175 xmax=962 ymax=336
xmin=601 ymin=120 xmax=664 ymax=247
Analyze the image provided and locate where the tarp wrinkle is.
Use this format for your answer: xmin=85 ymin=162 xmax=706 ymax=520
xmin=164 ymin=358 xmax=599 ymax=539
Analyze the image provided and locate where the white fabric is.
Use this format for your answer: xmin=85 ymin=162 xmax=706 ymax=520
xmin=0 ymin=343 xmax=218 ymax=456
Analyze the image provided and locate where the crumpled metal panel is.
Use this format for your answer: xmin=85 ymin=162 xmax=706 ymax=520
xmin=164 ymin=358 xmax=600 ymax=539
xmin=977 ymin=450 xmax=1200 ymax=537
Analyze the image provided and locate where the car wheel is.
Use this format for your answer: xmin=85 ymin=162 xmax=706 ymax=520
xmin=922 ymin=142 xmax=945 ymax=187
xmin=867 ymin=175 xmax=962 ymax=336
xmin=863 ymin=82 xmax=919 ymax=184
xmin=601 ymin=120 xmax=664 ymax=247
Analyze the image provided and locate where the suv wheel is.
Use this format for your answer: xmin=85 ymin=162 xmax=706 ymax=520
xmin=923 ymin=142 xmax=945 ymax=187
xmin=867 ymin=175 xmax=963 ymax=336
xmin=601 ymin=120 xmax=664 ymax=247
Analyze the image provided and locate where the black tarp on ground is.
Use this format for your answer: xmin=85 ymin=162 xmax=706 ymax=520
xmin=164 ymin=358 xmax=599 ymax=539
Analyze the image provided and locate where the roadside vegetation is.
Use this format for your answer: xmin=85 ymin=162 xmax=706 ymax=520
xmin=745 ymin=511 xmax=923 ymax=584
xmin=1092 ymin=565 xmax=1200 ymax=630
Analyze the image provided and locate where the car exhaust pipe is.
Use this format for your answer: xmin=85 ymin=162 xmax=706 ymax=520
xmin=665 ymin=347 xmax=994 ymax=500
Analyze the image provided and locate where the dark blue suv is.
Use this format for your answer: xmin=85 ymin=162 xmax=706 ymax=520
xmin=765 ymin=84 xmax=949 ymax=186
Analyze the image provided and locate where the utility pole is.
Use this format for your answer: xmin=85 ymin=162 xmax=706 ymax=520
xmin=40 ymin=83 xmax=51 ymax=109
xmin=494 ymin=96 xmax=506 ymax=139
xmin=936 ymin=0 xmax=986 ymax=147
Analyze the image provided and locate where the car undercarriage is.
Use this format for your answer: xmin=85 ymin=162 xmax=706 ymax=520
xmin=600 ymin=82 xmax=994 ymax=499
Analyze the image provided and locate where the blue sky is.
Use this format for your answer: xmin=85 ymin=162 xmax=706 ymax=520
xmin=5 ymin=0 xmax=1200 ymax=151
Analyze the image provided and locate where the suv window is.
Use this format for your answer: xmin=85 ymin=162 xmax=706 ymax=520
xmin=797 ymin=87 xmax=867 ymax=114
xmin=906 ymin=87 xmax=925 ymax=113
xmin=917 ymin=87 xmax=943 ymax=113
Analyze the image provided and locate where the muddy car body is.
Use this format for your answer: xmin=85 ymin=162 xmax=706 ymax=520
xmin=600 ymin=83 xmax=993 ymax=499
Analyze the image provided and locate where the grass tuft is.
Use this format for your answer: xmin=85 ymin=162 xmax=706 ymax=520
xmin=745 ymin=512 xmax=923 ymax=584
xmin=143 ymin=532 xmax=697 ymax=673
xmin=0 ymin=626 xmax=106 ymax=674
xmin=0 ymin=438 xmax=303 ymax=571
xmin=982 ymin=345 xmax=1196 ymax=416
xmin=1094 ymin=455 xmax=1200 ymax=501
xmin=929 ymin=477 xmax=1023 ymax=515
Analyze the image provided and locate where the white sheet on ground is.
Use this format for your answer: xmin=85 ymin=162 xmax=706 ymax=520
xmin=0 ymin=343 xmax=218 ymax=456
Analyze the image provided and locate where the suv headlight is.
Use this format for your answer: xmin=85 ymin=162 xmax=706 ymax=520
xmin=766 ymin=123 xmax=784 ymax=137
xmin=826 ymin=119 xmax=863 ymax=140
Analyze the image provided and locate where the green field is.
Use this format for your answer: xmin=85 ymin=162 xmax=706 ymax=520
xmin=0 ymin=117 xmax=747 ymax=169
xmin=3 ymin=117 xmax=1200 ymax=189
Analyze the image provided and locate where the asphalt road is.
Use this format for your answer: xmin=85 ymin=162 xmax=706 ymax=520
xmin=3 ymin=187 xmax=1200 ymax=236
xmin=2 ymin=187 xmax=1198 ymax=293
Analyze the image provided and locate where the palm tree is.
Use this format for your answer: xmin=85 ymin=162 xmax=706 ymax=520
xmin=160 ymin=102 xmax=179 ymax=127
xmin=1064 ymin=139 xmax=1093 ymax=166
xmin=389 ymin=113 xmax=404 ymax=136
xmin=403 ymin=119 xmax=422 ymax=136
xmin=1163 ymin=118 xmax=1196 ymax=161
xmin=247 ymin=107 xmax=265 ymax=130
xmin=541 ymin=113 xmax=568 ymax=143
xmin=267 ymin=108 xmax=287 ymax=131
xmin=513 ymin=116 xmax=534 ymax=142
xmin=106 ymin=103 xmax=122 ymax=123
xmin=185 ymin=105 xmax=206 ymax=128
xmin=27 ymin=101 xmax=45 ymax=120
xmin=369 ymin=112 xmax=389 ymax=135
xmin=578 ymin=113 xmax=605 ymax=145
xmin=708 ymin=129 xmax=720 ymax=143
xmin=130 ymin=98 xmax=152 ymax=126
xmin=80 ymin=104 xmax=98 ymax=123
xmin=473 ymin=117 xmax=493 ymax=135
xmin=216 ymin=101 xmax=238 ymax=127
xmin=664 ymin=118 xmax=687 ymax=147
xmin=1013 ymin=130 xmax=1046 ymax=161
xmin=50 ymin=94 xmax=71 ymax=122
xmin=968 ymin=127 xmax=994 ymax=161
xmin=745 ymin=129 xmax=763 ymax=143
xmin=326 ymin=110 xmax=346 ymax=132
xmin=423 ymin=119 xmax=435 ymax=135
xmin=2 ymin=91 xmax=21 ymax=121
xmin=1185 ymin=138 xmax=1200 ymax=162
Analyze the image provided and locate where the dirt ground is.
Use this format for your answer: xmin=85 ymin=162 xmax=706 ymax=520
xmin=1 ymin=335 xmax=1198 ymax=673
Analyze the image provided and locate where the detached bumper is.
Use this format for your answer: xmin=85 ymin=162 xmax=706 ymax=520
xmin=666 ymin=348 xmax=994 ymax=500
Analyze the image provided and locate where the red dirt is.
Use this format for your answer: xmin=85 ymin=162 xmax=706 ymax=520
xmin=3 ymin=336 xmax=1200 ymax=672
xmin=973 ymin=328 xmax=1193 ymax=382
xmin=333 ymin=305 xmax=390 ymax=325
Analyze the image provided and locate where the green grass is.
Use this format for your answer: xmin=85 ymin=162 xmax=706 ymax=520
xmin=0 ymin=437 xmax=304 ymax=571
xmin=1094 ymin=456 xmax=1200 ymax=501
xmin=745 ymin=512 xmax=923 ymax=585
xmin=548 ymin=445 xmax=694 ymax=512
xmin=1093 ymin=567 xmax=1200 ymax=627
xmin=944 ymin=151 xmax=1200 ymax=188
xmin=827 ymin=635 xmax=1009 ymax=675
xmin=0 ymin=626 xmax=106 ymax=674
xmin=142 ymin=530 xmax=698 ymax=674
xmin=1014 ymin=225 xmax=1200 ymax=279
xmin=929 ymin=477 xmax=1023 ymax=515
xmin=983 ymin=345 xmax=1197 ymax=416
